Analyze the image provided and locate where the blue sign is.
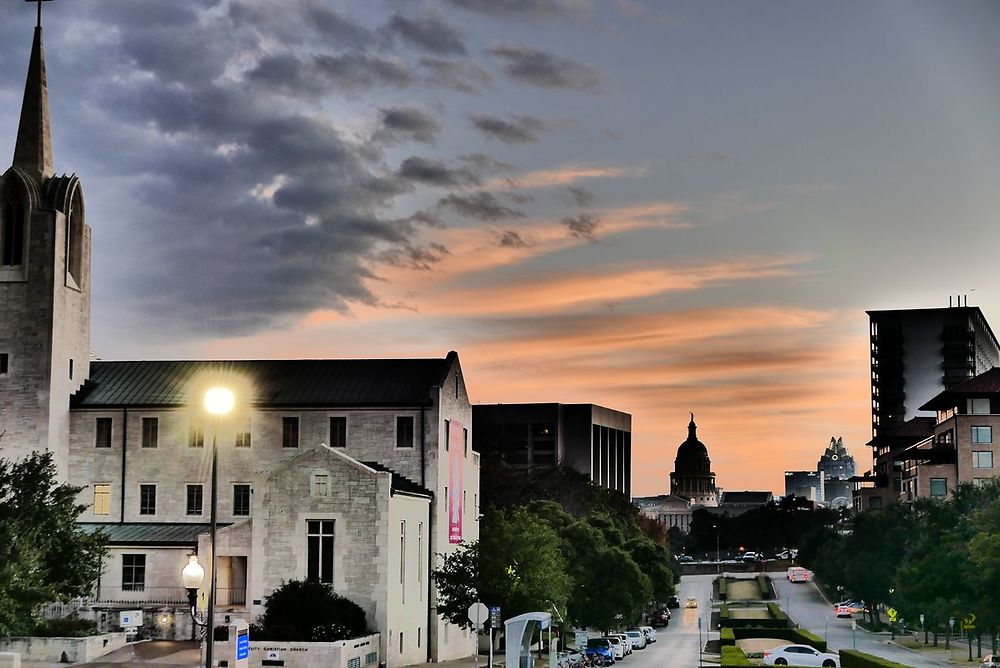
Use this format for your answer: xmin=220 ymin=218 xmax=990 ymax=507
xmin=236 ymin=631 xmax=249 ymax=660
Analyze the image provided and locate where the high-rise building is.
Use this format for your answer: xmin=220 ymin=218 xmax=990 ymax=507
xmin=857 ymin=305 xmax=999 ymax=510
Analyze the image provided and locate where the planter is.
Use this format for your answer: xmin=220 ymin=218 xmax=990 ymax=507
xmin=0 ymin=633 xmax=127 ymax=663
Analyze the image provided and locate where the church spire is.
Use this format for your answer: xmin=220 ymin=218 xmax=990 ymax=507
xmin=13 ymin=24 xmax=54 ymax=180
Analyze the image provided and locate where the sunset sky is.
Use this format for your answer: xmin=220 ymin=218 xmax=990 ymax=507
xmin=2 ymin=1 xmax=999 ymax=495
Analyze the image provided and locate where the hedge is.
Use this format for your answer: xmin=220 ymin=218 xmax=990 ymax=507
xmin=721 ymin=645 xmax=752 ymax=667
xmin=731 ymin=627 xmax=827 ymax=652
xmin=718 ymin=576 xmax=728 ymax=601
xmin=720 ymin=604 xmax=731 ymax=619
xmin=757 ymin=574 xmax=776 ymax=599
xmin=716 ymin=603 xmax=791 ymax=630
xmin=767 ymin=602 xmax=789 ymax=622
xmin=720 ymin=627 xmax=735 ymax=646
xmin=839 ymin=650 xmax=911 ymax=668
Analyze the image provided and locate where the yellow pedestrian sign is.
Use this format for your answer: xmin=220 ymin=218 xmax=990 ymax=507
xmin=887 ymin=607 xmax=898 ymax=622
xmin=963 ymin=613 xmax=976 ymax=630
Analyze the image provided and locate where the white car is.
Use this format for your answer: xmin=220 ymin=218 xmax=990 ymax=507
xmin=612 ymin=633 xmax=633 ymax=654
xmin=603 ymin=636 xmax=625 ymax=660
xmin=763 ymin=644 xmax=840 ymax=667
xmin=625 ymin=631 xmax=647 ymax=649
xmin=684 ymin=597 xmax=699 ymax=608
xmin=640 ymin=626 xmax=656 ymax=643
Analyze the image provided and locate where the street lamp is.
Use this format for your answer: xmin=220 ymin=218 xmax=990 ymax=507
xmin=203 ymin=386 xmax=235 ymax=668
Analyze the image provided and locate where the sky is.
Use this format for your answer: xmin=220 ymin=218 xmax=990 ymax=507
xmin=2 ymin=0 xmax=999 ymax=495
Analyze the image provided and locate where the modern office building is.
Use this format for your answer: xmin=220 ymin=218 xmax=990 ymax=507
xmin=472 ymin=403 xmax=632 ymax=497
xmin=785 ymin=437 xmax=855 ymax=506
xmin=858 ymin=305 xmax=1000 ymax=510
xmin=784 ymin=470 xmax=824 ymax=502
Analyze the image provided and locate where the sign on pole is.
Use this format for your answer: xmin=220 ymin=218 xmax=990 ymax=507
xmin=468 ymin=602 xmax=489 ymax=627
xmin=886 ymin=607 xmax=898 ymax=622
xmin=490 ymin=606 xmax=502 ymax=628
xmin=963 ymin=614 xmax=976 ymax=631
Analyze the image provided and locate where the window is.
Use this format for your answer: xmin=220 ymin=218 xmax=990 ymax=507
xmin=94 ymin=483 xmax=110 ymax=515
xmin=235 ymin=431 xmax=251 ymax=448
xmin=348 ymin=659 xmax=361 ymax=668
xmin=282 ymin=417 xmax=299 ymax=448
xmin=972 ymin=426 xmax=993 ymax=444
xmin=868 ymin=496 xmax=882 ymax=510
xmin=141 ymin=417 xmax=158 ymax=448
xmin=95 ymin=417 xmax=112 ymax=448
xmin=929 ymin=478 xmax=947 ymax=498
xmin=330 ymin=416 xmax=347 ymax=448
xmin=139 ymin=484 xmax=156 ymax=515
xmin=973 ymin=451 xmax=994 ymax=469
xmin=396 ymin=416 xmax=414 ymax=448
xmin=0 ymin=353 xmax=8 ymax=376
xmin=313 ymin=473 xmax=329 ymax=497
xmin=189 ymin=425 xmax=204 ymax=448
xmin=366 ymin=652 xmax=378 ymax=665
xmin=69 ymin=358 xmax=74 ymax=380
xmin=418 ymin=628 xmax=422 ymax=648
xmin=400 ymin=521 xmax=406 ymax=603
xmin=233 ymin=484 xmax=251 ymax=516
xmin=307 ymin=520 xmax=335 ymax=583
xmin=970 ymin=398 xmax=991 ymax=415
xmin=121 ymin=554 xmax=146 ymax=592
xmin=186 ymin=485 xmax=203 ymax=516
xmin=417 ymin=522 xmax=424 ymax=600
xmin=399 ymin=632 xmax=403 ymax=654
xmin=65 ymin=188 xmax=84 ymax=286
xmin=1 ymin=187 xmax=25 ymax=266
xmin=463 ymin=427 xmax=468 ymax=457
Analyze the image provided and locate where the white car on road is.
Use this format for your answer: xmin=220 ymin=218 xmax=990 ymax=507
xmin=763 ymin=644 xmax=840 ymax=667
xmin=603 ymin=636 xmax=625 ymax=659
xmin=625 ymin=630 xmax=647 ymax=649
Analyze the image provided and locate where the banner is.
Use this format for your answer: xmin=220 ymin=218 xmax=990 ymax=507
xmin=448 ymin=420 xmax=464 ymax=543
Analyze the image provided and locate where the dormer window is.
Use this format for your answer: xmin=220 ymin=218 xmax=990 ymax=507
xmin=1 ymin=183 xmax=26 ymax=267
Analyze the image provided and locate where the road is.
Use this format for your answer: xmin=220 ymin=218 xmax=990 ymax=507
xmin=773 ymin=576 xmax=950 ymax=668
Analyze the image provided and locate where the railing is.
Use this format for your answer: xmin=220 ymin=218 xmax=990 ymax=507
xmin=87 ymin=586 xmax=247 ymax=607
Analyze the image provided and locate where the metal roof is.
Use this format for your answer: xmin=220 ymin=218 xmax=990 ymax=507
xmin=71 ymin=353 xmax=457 ymax=408
xmin=78 ymin=522 xmax=226 ymax=546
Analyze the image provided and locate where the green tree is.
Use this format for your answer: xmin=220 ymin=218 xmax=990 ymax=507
xmin=625 ymin=534 xmax=675 ymax=604
xmin=256 ymin=580 xmax=368 ymax=641
xmin=432 ymin=540 xmax=480 ymax=629
xmin=0 ymin=450 xmax=107 ymax=637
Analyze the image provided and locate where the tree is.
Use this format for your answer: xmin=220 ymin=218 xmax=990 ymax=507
xmin=432 ymin=540 xmax=480 ymax=629
xmin=625 ymin=534 xmax=675 ymax=604
xmin=256 ymin=580 xmax=368 ymax=641
xmin=0 ymin=451 xmax=107 ymax=637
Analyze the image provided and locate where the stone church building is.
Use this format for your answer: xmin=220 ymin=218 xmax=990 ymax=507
xmin=0 ymin=21 xmax=478 ymax=667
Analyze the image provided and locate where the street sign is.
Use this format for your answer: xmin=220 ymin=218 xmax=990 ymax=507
xmin=490 ymin=606 xmax=501 ymax=628
xmin=236 ymin=630 xmax=249 ymax=660
xmin=851 ymin=621 xmax=857 ymax=631
xmin=468 ymin=602 xmax=489 ymax=627
xmin=575 ymin=631 xmax=588 ymax=649
xmin=119 ymin=611 xmax=143 ymax=628
xmin=886 ymin=607 xmax=898 ymax=622
xmin=963 ymin=613 xmax=976 ymax=630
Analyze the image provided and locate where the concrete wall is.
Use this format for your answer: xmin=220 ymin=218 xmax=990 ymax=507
xmin=212 ymin=634 xmax=379 ymax=668
xmin=0 ymin=633 xmax=125 ymax=663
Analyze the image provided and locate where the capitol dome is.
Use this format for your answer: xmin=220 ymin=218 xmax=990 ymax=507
xmin=669 ymin=414 xmax=718 ymax=506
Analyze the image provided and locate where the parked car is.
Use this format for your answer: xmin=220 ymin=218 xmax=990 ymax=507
xmin=684 ymin=597 xmax=699 ymax=608
xmin=625 ymin=630 xmax=647 ymax=649
xmin=763 ymin=644 xmax=840 ymax=667
xmin=602 ymin=636 xmax=625 ymax=660
xmin=678 ymin=555 xmax=694 ymax=563
xmin=982 ymin=655 xmax=999 ymax=668
xmin=741 ymin=551 xmax=759 ymax=563
xmin=639 ymin=626 xmax=656 ymax=643
xmin=650 ymin=608 xmax=671 ymax=627
xmin=612 ymin=633 xmax=633 ymax=654
xmin=585 ymin=639 xmax=616 ymax=666
xmin=666 ymin=596 xmax=680 ymax=609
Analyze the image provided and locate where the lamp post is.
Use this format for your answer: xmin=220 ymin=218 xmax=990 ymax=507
xmin=182 ymin=554 xmax=206 ymax=625
xmin=888 ymin=588 xmax=895 ymax=640
xmin=203 ymin=387 xmax=235 ymax=668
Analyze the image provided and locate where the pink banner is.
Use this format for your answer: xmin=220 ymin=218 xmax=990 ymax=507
xmin=448 ymin=420 xmax=464 ymax=544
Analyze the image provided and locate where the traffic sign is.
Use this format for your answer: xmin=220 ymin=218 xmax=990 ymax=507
xmin=963 ymin=613 xmax=976 ymax=630
xmin=119 ymin=611 xmax=143 ymax=628
xmin=490 ymin=606 xmax=502 ymax=627
xmin=886 ymin=607 xmax=897 ymax=622
xmin=468 ymin=602 xmax=489 ymax=627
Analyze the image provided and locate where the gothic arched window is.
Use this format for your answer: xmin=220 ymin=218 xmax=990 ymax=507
xmin=66 ymin=186 xmax=83 ymax=285
xmin=0 ymin=182 xmax=26 ymax=266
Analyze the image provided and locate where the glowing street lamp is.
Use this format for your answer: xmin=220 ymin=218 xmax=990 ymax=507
xmin=203 ymin=386 xmax=235 ymax=668
xmin=205 ymin=387 xmax=235 ymax=416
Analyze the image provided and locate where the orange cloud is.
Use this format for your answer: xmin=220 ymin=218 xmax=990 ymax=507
xmin=487 ymin=164 xmax=646 ymax=190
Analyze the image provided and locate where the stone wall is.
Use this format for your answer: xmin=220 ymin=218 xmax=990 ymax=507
xmin=211 ymin=634 xmax=379 ymax=668
xmin=0 ymin=633 xmax=125 ymax=663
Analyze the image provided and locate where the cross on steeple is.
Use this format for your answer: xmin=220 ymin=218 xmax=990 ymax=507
xmin=27 ymin=0 xmax=54 ymax=29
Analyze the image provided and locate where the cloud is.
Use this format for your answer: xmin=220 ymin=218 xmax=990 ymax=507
xmin=397 ymin=156 xmax=481 ymax=187
xmin=568 ymin=186 xmax=595 ymax=207
xmin=373 ymin=243 xmax=450 ymax=271
xmin=248 ymin=52 xmax=413 ymax=95
xmin=561 ymin=213 xmax=600 ymax=239
xmin=375 ymin=107 xmax=441 ymax=144
xmin=489 ymin=43 xmax=602 ymax=90
xmin=497 ymin=230 xmax=533 ymax=248
xmin=417 ymin=57 xmax=493 ymax=93
xmin=469 ymin=113 xmax=551 ymax=144
xmin=384 ymin=13 xmax=467 ymax=56
xmin=445 ymin=0 xmax=592 ymax=20
xmin=491 ymin=164 xmax=642 ymax=189
xmin=438 ymin=191 xmax=527 ymax=220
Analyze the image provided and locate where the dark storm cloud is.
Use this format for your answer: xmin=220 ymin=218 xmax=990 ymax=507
xmin=438 ymin=191 xmax=526 ymax=220
xmin=568 ymin=186 xmax=595 ymax=207
xmin=445 ymin=0 xmax=590 ymax=19
xmin=497 ymin=230 xmax=532 ymax=248
xmin=417 ymin=57 xmax=493 ymax=94
xmin=375 ymin=107 xmax=442 ymax=144
xmin=488 ymin=43 xmax=602 ymax=89
xmin=469 ymin=113 xmax=550 ymax=144
xmin=458 ymin=153 xmax=516 ymax=175
xmin=384 ymin=13 xmax=468 ymax=56
xmin=228 ymin=2 xmax=373 ymax=49
xmin=248 ymin=52 xmax=413 ymax=95
xmin=397 ymin=157 xmax=481 ymax=187
xmin=561 ymin=213 xmax=600 ymax=239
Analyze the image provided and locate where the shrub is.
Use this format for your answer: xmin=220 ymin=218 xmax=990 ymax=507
xmin=767 ymin=602 xmax=788 ymax=622
xmin=31 ymin=618 xmax=99 ymax=637
xmin=720 ymin=627 xmax=735 ymax=646
xmin=839 ymin=650 xmax=911 ymax=668
xmin=721 ymin=645 xmax=752 ymax=667
xmin=718 ymin=577 xmax=728 ymax=600
xmin=256 ymin=580 xmax=368 ymax=642
xmin=731 ymin=627 xmax=827 ymax=652
xmin=757 ymin=574 xmax=776 ymax=599
xmin=720 ymin=604 xmax=731 ymax=618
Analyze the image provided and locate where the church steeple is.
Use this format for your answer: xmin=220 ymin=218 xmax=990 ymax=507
xmin=13 ymin=25 xmax=54 ymax=180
